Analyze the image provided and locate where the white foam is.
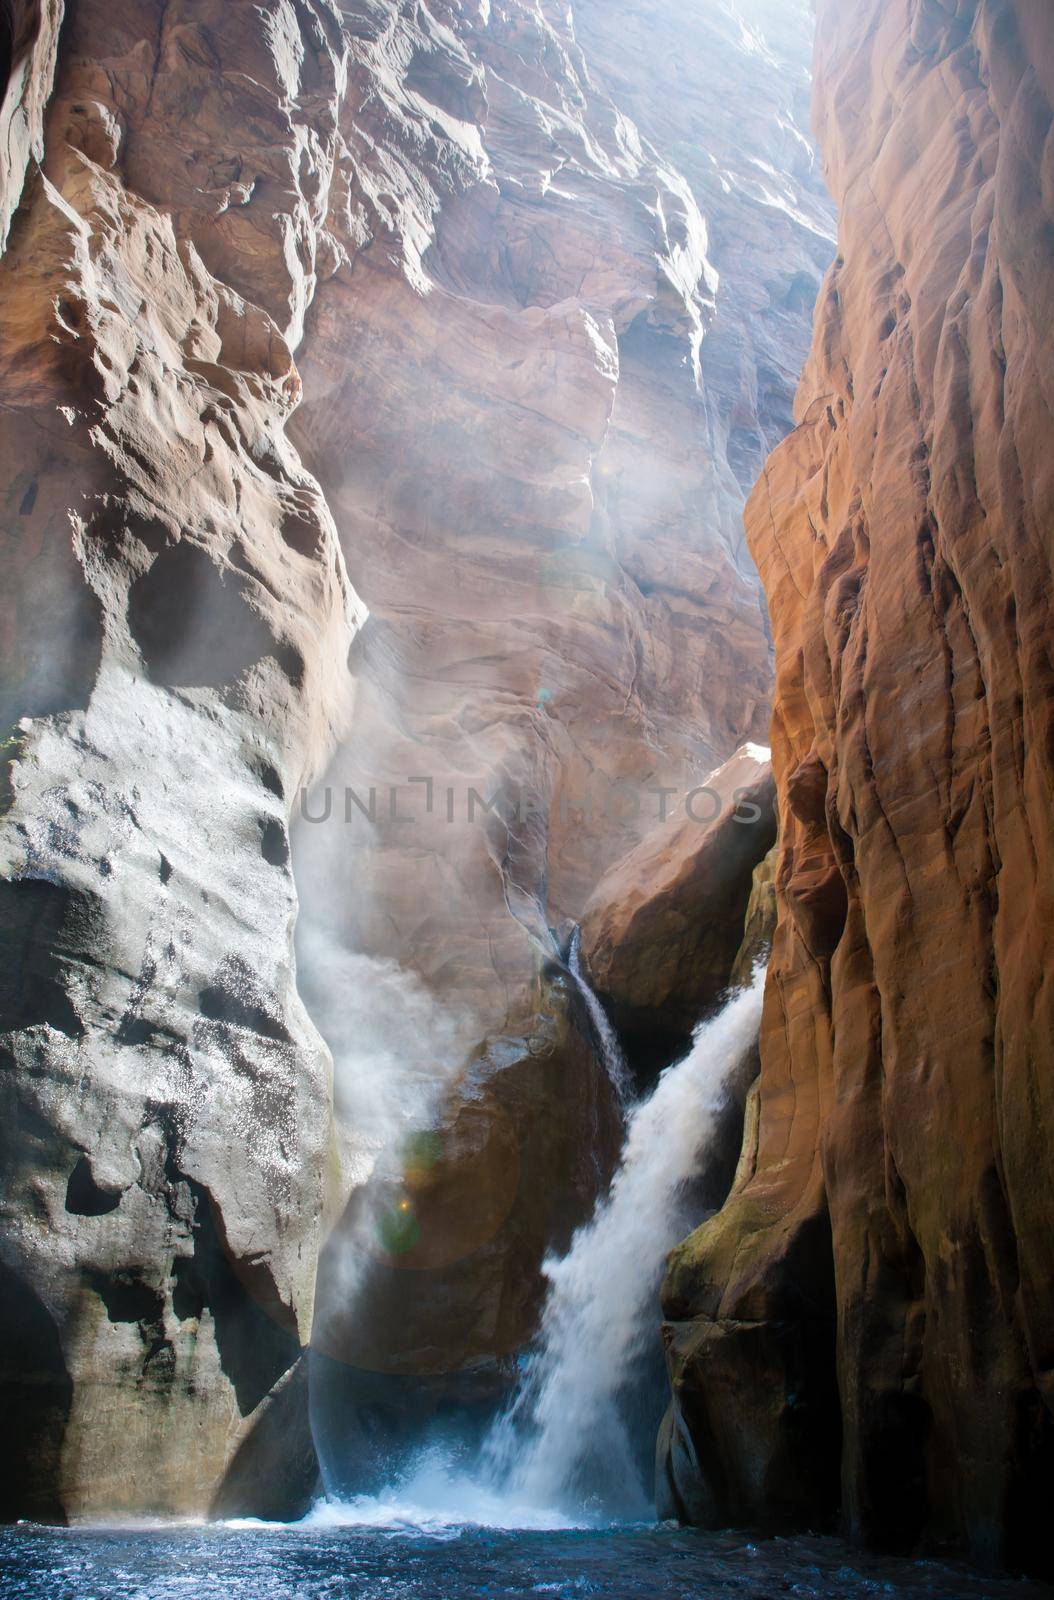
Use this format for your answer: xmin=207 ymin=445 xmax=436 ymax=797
xmin=484 ymin=971 xmax=766 ymax=1515
xmin=300 ymin=1454 xmax=588 ymax=1535
xmin=295 ymin=976 xmax=765 ymax=1532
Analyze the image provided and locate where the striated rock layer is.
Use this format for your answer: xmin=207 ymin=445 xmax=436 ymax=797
xmin=662 ymin=0 xmax=1054 ymax=1577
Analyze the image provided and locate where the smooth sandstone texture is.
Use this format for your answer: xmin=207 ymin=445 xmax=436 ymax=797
xmin=662 ymin=0 xmax=1054 ymax=1576
xmin=0 ymin=0 xmax=364 ymax=1520
xmin=0 ymin=0 xmax=827 ymax=1519
xmin=579 ymin=745 xmax=776 ymax=1066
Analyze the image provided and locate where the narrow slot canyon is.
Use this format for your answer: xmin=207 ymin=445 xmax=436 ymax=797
xmin=0 ymin=2 xmax=1052 ymax=1596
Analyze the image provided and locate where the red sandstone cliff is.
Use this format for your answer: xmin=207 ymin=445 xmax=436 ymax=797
xmin=662 ymin=0 xmax=1054 ymax=1577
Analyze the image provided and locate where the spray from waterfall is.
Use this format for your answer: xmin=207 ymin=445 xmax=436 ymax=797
xmin=305 ymin=955 xmax=765 ymax=1528
xmin=482 ymin=967 xmax=766 ymax=1517
xmin=568 ymin=927 xmax=632 ymax=1105
xmin=294 ymin=921 xmax=471 ymax=1305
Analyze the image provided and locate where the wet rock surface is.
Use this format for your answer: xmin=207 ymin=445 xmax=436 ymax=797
xmin=662 ymin=0 xmax=1054 ymax=1577
xmin=579 ymin=746 xmax=776 ymax=1071
xmin=286 ymin=1 xmax=828 ymax=1399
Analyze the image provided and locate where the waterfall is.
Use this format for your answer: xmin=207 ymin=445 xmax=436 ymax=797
xmin=568 ymin=927 xmax=632 ymax=1104
xmin=314 ymin=968 xmax=765 ymax=1529
xmin=482 ymin=968 xmax=766 ymax=1518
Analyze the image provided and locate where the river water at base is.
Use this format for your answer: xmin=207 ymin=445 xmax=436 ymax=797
xmin=1 ymin=1514 xmax=1048 ymax=1600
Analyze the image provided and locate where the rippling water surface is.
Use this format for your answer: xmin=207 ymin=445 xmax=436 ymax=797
xmin=1 ymin=1515 xmax=1048 ymax=1600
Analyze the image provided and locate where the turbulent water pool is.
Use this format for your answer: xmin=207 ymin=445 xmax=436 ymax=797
xmin=1 ymin=1517 xmax=1048 ymax=1600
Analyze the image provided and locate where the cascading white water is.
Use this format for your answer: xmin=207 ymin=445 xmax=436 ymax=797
xmin=482 ymin=968 xmax=766 ymax=1517
xmin=311 ymin=966 xmax=765 ymax=1529
xmin=568 ymin=927 xmax=632 ymax=1104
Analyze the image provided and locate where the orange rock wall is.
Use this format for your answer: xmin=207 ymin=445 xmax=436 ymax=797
xmin=663 ymin=0 xmax=1054 ymax=1576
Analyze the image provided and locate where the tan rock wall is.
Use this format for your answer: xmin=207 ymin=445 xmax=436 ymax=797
xmin=0 ymin=0 xmax=363 ymax=1519
xmin=663 ymin=0 xmax=1054 ymax=1576
xmin=287 ymin=0 xmax=828 ymax=1389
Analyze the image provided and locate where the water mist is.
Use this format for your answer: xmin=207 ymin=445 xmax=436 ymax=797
xmin=314 ymin=968 xmax=765 ymax=1527
xmin=483 ymin=968 xmax=765 ymax=1517
xmin=291 ymin=844 xmax=475 ymax=1491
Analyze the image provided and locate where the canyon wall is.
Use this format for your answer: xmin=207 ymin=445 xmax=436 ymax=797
xmin=0 ymin=0 xmax=365 ymax=1519
xmin=0 ymin=0 xmax=826 ymax=1517
xmin=662 ymin=0 xmax=1054 ymax=1577
xmin=266 ymin=0 xmax=831 ymax=1427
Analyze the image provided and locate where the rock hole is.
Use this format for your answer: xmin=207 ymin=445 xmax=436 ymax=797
xmin=279 ymin=506 xmax=323 ymax=557
xmin=65 ymin=1156 xmax=122 ymax=1216
xmin=86 ymin=1269 xmax=164 ymax=1326
xmin=255 ymin=762 xmax=284 ymax=801
xmin=0 ymin=879 xmax=95 ymax=1039
xmin=56 ymin=296 xmax=83 ymax=333
xmin=260 ymin=817 xmax=289 ymax=867
xmin=115 ymin=1014 xmax=160 ymax=1047
xmin=128 ymin=542 xmax=277 ymax=690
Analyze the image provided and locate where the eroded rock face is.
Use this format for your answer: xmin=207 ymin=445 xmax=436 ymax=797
xmin=571 ymin=0 xmax=835 ymax=498
xmin=0 ymin=0 xmax=362 ymax=1520
xmin=290 ymin=0 xmax=829 ymax=1400
xmin=0 ymin=0 xmax=826 ymax=1518
xmin=662 ymin=0 xmax=1054 ymax=1575
xmin=579 ymin=745 xmax=776 ymax=1068
xmin=0 ymin=1 xmax=63 ymax=248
